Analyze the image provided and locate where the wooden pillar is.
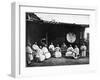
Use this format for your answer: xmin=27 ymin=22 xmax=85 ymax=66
xmin=46 ymin=32 xmax=48 ymax=46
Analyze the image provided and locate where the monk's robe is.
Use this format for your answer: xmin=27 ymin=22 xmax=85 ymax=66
xmin=65 ymin=46 xmax=74 ymax=57
xmin=49 ymin=44 xmax=55 ymax=56
xmin=32 ymin=44 xmax=39 ymax=51
xmin=74 ymin=47 xmax=79 ymax=58
xmin=35 ymin=48 xmax=45 ymax=61
xmin=49 ymin=44 xmax=55 ymax=51
xmin=42 ymin=47 xmax=51 ymax=59
xmin=54 ymin=47 xmax=62 ymax=58
xmin=80 ymin=45 xmax=87 ymax=57
xmin=26 ymin=46 xmax=34 ymax=64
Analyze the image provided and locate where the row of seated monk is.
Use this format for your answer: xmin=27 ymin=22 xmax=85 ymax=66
xmin=26 ymin=42 xmax=87 ymax=64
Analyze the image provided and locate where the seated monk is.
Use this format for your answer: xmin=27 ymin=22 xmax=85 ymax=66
xmin=54 ymin=44 xmax=62 ymax=58
xmin=49 ymin=42 xmax=55 ymax=56
xmin=42 ymin=44 xmax=51 ymax=59
xmin=74 ymin=45 xmax=79 ymax=59
xmin=26 ymin=45 xmax=34 ymax=64
xmin=35 ymin=47 xmax=45 ymax=62
xmin=65 ymin=45 xmax=75 ymax=57
xmin=32 ymin=42 xmax=45 ymax=62
xmin=32 ymin=42 xmax=39 ymax=51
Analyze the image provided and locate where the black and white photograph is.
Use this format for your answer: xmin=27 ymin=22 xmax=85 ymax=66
xmin=26 ymin=12 xmax=89 ymax=67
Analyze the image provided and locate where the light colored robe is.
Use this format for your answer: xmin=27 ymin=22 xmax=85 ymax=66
xmin=49 ymin=45 xmax=55 ymax=51
xmin=32 ymin=44 xmax=39 ymax=50
xmin=74 ymin=47 xmax=79 ymax=55
xmin=26 ymin=46 xmax=33 ymax=61
xmin=42 ymin=47 xmax=51 ymax=59
xmin=80 ymin=45 xmax=87 ymax=57
xmin=35 ymin=49 xmax=45 ymax=61
xmin=54 ymin=47 xmax=62 ymax=58
xmin=65 ymin=46 xmax=74 ymax=57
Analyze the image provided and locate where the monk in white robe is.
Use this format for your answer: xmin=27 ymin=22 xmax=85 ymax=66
xmin=80 ymin=44 xmax=87 ymax=57
xmin=32 ymin=42 xmax=39 ymax=51
xmin=65 ymin=45 xmax=74 ymax=57
xmin=42 ymin=45 xmax=51 ymax=59
xmin=74 ymin=45 xmax=79 ymax=59
xmin=35 ymin=48 xmax=45 ymax=62
xmin=49 ymin=43 xmax=55 ymax=56
xmin=26 ymin=46 xmax=34 ymax=64
xmin=49 ymin=43 xmax=55 ymax=51
xmin=54 ymin=44 xmax=62 ymax=58
xmin=32 ymin=42 xmax=45 ymax=62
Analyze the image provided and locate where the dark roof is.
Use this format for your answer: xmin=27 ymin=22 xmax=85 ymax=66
xmin=26 ymin=13 xmax=89 ymax=28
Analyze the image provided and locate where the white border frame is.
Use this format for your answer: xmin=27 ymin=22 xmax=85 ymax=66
xmin=11 ymin=2 xmax=97 ymax=78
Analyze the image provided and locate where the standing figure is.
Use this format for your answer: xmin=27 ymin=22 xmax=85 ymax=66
xmin=54 ymin=44 xmax=62 ymax=58
xmin=26 ymin=45 xmax=34 ymax=64
xmin=61 ymin=43 xmax=67 ymax=57
xmin=80 ymin=43 xmax=87 ymax=57
xmin=42 ymin=44 xmax=51 ymax=59
xmin=74 ymin=45 xmax=79 ymax=59
xmin=49 ymin=42 xmax=55 ymax=56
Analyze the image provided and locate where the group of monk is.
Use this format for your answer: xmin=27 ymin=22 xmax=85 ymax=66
xmin=26 ymin=42 xmax=87 ymax=64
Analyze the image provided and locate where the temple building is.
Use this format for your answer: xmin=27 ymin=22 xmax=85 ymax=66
xmin=26 ymin=13 xmax=89 ymax=53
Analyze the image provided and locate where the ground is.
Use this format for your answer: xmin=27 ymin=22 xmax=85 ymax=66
xmin=27 ymin=57 xmax=89 ymax=67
